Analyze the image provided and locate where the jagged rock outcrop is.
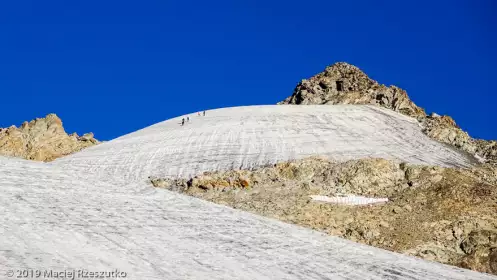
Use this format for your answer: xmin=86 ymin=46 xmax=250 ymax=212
xmin=151 ymin=157 xmax=497 ymax=275
xmin=278 ymin=62 xmax=426 ymax=118
xmin=279 ymin=62 xmax=496 ymax=165
xmin=0 ymin=113 xmax=99 ymax=161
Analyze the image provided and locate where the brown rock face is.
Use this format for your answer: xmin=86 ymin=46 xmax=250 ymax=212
xmin=151 ymin=156 xmax=497 ymax=275
xmin=279 ymin=62 xmax=497 ymax=165
xmin=278 ymin=62 xmax=426 ymax=118
xmin=0 ymin=113 xmax=99 ymax=161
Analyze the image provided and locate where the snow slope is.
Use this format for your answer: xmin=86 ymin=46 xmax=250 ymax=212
xmin=52 ymin=105 xmax=475 ymax=181
xmin=1 ymin=105 xmax=494 ymax=280
xmin=1 ymin=157 xmax=494 ymax=280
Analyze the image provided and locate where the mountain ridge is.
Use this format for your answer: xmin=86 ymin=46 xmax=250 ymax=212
xmin=0 ymin=113 xmax=99 ymax=161
xmin=278 ymin=62 xmax=496 ymax=165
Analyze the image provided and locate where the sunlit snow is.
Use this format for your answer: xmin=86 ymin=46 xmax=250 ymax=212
xmin=1 ymin=105 xmax=492 ymax=280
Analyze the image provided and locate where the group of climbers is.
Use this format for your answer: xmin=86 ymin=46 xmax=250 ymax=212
xmin=181 ymin=111 xmax=205 ymax=126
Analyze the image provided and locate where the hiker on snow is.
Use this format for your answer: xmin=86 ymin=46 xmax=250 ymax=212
xmin=187 ymin=116 xmax=190 ymax=122
xmin=203 ymin=111 xmax=205 ymax=116
xmin=181 ymin=118 xmax=185 ymax=126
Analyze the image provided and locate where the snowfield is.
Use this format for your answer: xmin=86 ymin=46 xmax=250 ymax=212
xmin=53 ymin=105 xmax=475 ymax=181
xmin=1 ymin=105 xmax=494 ymax=279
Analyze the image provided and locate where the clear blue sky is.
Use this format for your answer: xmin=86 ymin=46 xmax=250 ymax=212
xmin=0 ymin=1 xmax=495 ymax=140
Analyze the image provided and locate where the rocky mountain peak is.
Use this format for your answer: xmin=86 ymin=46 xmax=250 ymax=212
xmin=321 ymin=62 xmax=376 ymax=87
xmin=43 ymin=113 xmax=63 ymax=126
xmin=279 ymin=62 xmax=426 ymax=119
xmin=279 ymin=62 xmax=496 ymax=165
xmin=0 ymin=113 xmax=99 ymax=161
xmin=17 ymin=113 xmax=65 ymax=134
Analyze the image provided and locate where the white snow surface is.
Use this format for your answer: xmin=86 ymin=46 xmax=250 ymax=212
xmin=52 ymin=105 xmax=475 ymax=181
xmin=310 ymin=195 xmax=389 ymax=205
xmin=2 ymin=105 xmax=494 ymax=280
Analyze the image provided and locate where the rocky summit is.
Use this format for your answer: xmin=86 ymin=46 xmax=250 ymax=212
xmin=0 ymin=113 xmax=99 ymax=161
xmin=279 ymin=62 xmax=497 ymax=165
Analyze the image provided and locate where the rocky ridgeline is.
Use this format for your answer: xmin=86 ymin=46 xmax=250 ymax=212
xmin=147 ymin=63 xmax=497 ymax=275
xmin=151 ymin=157 xmax=497 ymax=275
xmin=278 ymin=62 xmax=496 ymax=165
xmin=0 ymin=113 xmax=99 ymax=161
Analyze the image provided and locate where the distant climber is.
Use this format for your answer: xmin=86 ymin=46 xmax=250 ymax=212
xmin=203 ymin=111 xmax=206 ymax=116
xmin=181 ymin=118 xmax=185 ymax=126
xmin=187 ymin=116 xmax=190 ymax=122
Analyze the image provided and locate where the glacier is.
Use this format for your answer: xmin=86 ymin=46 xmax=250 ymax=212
xmin=1 ymin=105 xmax=494 ymax=280
xmin=52 ymin=105 xmax=475 ymax=181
